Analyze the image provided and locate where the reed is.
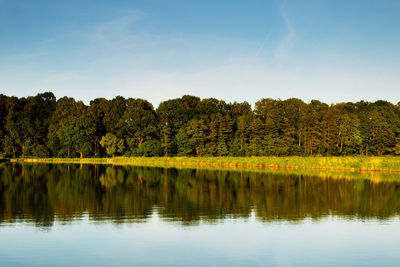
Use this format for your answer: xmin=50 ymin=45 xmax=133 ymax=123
xmin=16 ymin=156 xmax=400 ymax=173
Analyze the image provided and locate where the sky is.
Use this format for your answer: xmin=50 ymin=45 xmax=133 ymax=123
xmin=0 ymin=0 xmax=399 ymax=107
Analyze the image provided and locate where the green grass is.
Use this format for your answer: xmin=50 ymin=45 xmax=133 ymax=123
xmin=15 ymin=156 xmax=400 ymax=173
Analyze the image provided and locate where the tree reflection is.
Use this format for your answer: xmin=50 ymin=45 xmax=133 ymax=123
xmin=1 ymin=163 xmax=400 ymax=227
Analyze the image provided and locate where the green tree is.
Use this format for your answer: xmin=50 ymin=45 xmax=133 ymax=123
xmin=116 ymin=99 xmax=158 ymax=149
xmin=395 ymin=138 xmax=400 ymax=155
xmin=368 ymin=110 xmax=396 ymax=155
xmin=187 ymin=119 xmax=207 ymax=156
xmin=48 ymin=97 xmax=87 ymax=157
xmin=4 ymin=96 xmax=28 ymax=157
xmin=136 ymin=138 xmax=162 ymax=156
xmin=248 ymin=118 xmax=264 ymax=156
xmin=206 ymin=116 xmax=218 ymax=155
xmin=156 ymin=95 xmax=201 ymax=133
xmin=236 ymin=116 xmax=248 ymax=153
xmin=57 ymin=118 xmax=96 ymax=158
xmin=160 ymin=120 xmax=171 ymax=157
xmin=216 ymin=115 xmax=232 ymax=156
xmin=175 ymin=126 xmax=192 ymax=156
xmin=100 ymin=133 xmax=125 ymax=156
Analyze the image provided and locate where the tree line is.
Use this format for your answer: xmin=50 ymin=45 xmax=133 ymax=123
xmin=0 ymin=92 xmax=400 ymax=158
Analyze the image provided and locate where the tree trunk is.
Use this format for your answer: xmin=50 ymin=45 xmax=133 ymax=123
xmin=164 ymin=135 xmax=168 ymax=157
xmin=138 ymin=137 xmax=144 ymax=146
xmin=327 ymin=124 xmax=331 ymax=156
xmin=298 ymin=133 xmax=301 ymax=147
xmin=304 ymin=134 xmax=307 ymax=154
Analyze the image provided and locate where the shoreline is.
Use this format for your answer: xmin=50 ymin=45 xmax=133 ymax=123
xmin=10 ymin=156 xmax=400 ymax=173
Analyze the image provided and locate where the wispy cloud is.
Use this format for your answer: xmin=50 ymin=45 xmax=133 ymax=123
xmin=2 ymin=1 xmax=399 ymax=107
xmin=256 ymin=30 xmax=271 ymax=56
xmin=87 ymin=12 xmax=145 ymax=42
xmin=22 ymin=9 xmax=148 ymax=56
xmin=274 ymin=0 xmax=295 ymax=59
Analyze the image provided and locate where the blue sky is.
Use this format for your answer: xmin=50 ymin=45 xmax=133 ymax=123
xmin=0 ymin=0 xmax=399 ymax=106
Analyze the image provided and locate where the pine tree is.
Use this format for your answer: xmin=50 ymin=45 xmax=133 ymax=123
xmin=207 ymin=117 xmax=218 ymax=155
xmin=216 ymin=115 xmax=229 ymax=156
xmin=175 ymin=126 xmax=192 ymax=156
xmin=248 ymin=118 xmax=264 ymax=156
xmin=187 ymin=119 xmax=207 ymax=156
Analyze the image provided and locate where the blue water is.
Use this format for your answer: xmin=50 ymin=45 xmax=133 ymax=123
xmin=1 ymin=214 xmax=400 ymax=266
xmin=1 ymin=163 xmax=400 ymax=266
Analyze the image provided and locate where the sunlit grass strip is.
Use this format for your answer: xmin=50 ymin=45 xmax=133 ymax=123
xmin=16 ymin=156 xmax=400 ymax=172
xmin=14 ymin=157 xmax=400 ymax=183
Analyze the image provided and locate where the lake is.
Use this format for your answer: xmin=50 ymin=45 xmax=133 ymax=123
xmin=1 ymin=163 xmax=400 ymax=266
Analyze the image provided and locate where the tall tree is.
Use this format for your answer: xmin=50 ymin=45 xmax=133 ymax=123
xmin=248 ymin=118 xmax=264 ymax=156
xmin=160 ymin=119 xmax=171 ymax=157
xmin=57 ymin=117 xmax=96 ymax=158
xmin=216 ymin=115 xmax=232 ymax=156
xmin=187 ymin=119 xmax=207 ymax=156
xmin=48 ymin=97 xmax=87 ymax=157
xmin=175 ymin=126 xmax=192 ymax=156
xmin=116 ymin=99 xmax=158 ymax=152
xmin=100 ymin=133 xmax=125 ymax=157
xmin=368 ymin=110 xmax=396 ymax=155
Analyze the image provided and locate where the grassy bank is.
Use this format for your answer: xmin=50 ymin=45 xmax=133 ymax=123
xmin=15 ymin=156 xmax=400 ymax=173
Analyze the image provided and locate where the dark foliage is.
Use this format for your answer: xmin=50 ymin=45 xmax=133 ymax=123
xmin=0 ymin=93 xmax=399 ymax=157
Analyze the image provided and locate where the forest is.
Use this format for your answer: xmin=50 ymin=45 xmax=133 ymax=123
xmin=0 ymin=92 xmax=400 ymax=158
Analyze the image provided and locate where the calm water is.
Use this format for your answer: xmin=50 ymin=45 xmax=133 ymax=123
xmin=1 ymin=163 xmax=400 ymax=266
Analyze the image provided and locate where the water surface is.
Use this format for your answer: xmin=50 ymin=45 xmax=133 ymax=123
xmin=1 ymin=163 xmax=400 ymax=266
